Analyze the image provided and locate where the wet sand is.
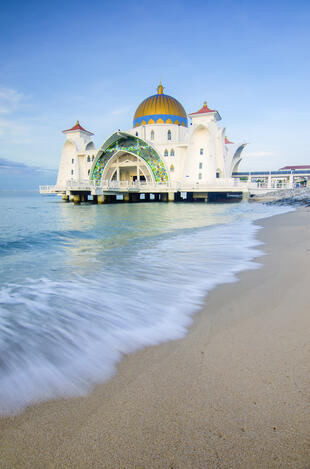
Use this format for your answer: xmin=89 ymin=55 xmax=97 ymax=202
xmin=0 ymin=208 xmax=310 ymax=468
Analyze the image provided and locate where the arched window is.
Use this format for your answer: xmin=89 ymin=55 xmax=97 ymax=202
xmin=200 ymin=148 xmax=204 ymax=155
xmin=198 ymin=173 xmax=202 ymax=180
xmin=135 ymin=132 xmax=138 ymax=136
xmin=87 ymin=155 xmax=91 ymax=163
xmin=167 ymin=130 xmax=171 ymax=140
xmin=170 ymin=164 xmax=174 ymax=172
xmin=71 ymin=170 xmax=74 ymax=175
xmin=170 ymin=149 xmax=175 ymax=156
xmin=88 ymin=169 xmax=90 ymax=175
xmin=199 ymin=162 xmax=203 ymax=169
xmin=92 ymin=155 xmax=94 ymax=161
xmin=151 ymin=130 xmax=154 ymax=140
xmin=72 ymin=158 xmax=74 ymax=164
xmin=164 ymin=149 xmax=168 ymax=157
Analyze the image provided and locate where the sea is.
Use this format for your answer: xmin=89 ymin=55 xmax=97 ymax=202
xmin=0 ymin=192 xmax=293 ymax=415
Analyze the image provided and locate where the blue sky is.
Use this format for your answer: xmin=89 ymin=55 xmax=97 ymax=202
xmin=0 ymin=0 xmax=309 ymax=187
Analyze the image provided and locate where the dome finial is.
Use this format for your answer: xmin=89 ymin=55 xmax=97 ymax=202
xmin=203 ymin=101 xmax=207 ymax=107
xmin=157 ymin=81 xmax=164 ymax=94
xmin=76 ymin=120 xmax=79 ymax=125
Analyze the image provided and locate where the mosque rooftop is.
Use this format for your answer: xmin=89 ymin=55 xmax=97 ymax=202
xmin=63 ymin=120 xmax=94 ymax=135
xmin=225 ymin=137 xmax=234 ymax=144
xmin=189 ymin=101 xmax=217 ymax=115
xmin=189 ymin=101 xmax=221 ymax=121
xmin=279 ymin=165 xmax=310 ymax=170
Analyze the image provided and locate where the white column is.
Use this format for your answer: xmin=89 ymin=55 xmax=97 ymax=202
xmin=268 ymin=173 xmax=272 ymax=189
xmin=289 ymin=172 xmax=294 ymax=188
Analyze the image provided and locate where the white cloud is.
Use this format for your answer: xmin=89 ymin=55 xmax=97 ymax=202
xmin=0 ymin=86 xmax=25 ymax=114
xmin=0 ymin=86 xmax=35 ymax=144
xmin=0 ymin=118 xmax=33 ymax=144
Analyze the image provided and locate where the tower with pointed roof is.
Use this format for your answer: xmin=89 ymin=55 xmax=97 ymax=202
xmin=56 ymin=120 xmax=96 ymax=187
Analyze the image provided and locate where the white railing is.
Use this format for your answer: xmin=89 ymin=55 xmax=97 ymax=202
xmin=177 ymin=178 xmax=247 ymax=191
xmin=39 ymin=185 xmax=61 ymax=193
xmin=40 ymin=178 xmax=250 ymax=195
xmin=100 ymin=180 xmax=171 ymax=191
xmin=65 ymin=180 xmax=96 ymax=190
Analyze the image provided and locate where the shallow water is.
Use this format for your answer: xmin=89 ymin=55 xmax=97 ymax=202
xmin=0 ymin=192 xmax=293 ymax=414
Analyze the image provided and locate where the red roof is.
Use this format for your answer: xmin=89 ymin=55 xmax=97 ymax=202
xmin=63 ymin=120 xmax=94 ymax=135
xmin=189 ymin=101 xmax=217 ymax=115
xmin=279 ymin=165 xmax=310 ymax=170
xmin=225 ymin=137 xmax=234 ymax=144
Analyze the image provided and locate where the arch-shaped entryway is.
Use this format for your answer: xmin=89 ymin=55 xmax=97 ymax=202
xmin=91 ymin=132 xmax=169 ymax=186
xmin=103 ymin=151 xmax=154 ymax=184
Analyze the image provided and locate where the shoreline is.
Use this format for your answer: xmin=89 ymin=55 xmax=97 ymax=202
xmin=1 ymin=207 xmax=310 ymax=468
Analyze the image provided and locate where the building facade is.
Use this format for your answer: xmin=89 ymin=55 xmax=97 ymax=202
xmin=44 ymin=83 xmax=248 ymax=202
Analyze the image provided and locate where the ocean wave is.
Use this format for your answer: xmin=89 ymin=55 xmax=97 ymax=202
xmin=0 ymin=204 xmax=293 ymax=415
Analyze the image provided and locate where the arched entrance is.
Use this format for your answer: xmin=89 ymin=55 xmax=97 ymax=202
xmin=103 ymin=151 xmax=153 ymax=184
xmin=91 ymin=132 xmax=169 ymax=186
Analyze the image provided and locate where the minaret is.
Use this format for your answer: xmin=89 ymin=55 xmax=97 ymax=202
xmin=56 ymin=121 xmax=95 ymax=188
xmin=62 ymin=120 xmax=94 ymax=148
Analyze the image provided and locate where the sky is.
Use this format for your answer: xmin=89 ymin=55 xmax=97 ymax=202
xmin=0 ymin=0 xmax=309 ymax=188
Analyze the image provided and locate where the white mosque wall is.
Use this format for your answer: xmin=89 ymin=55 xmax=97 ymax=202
xmin=184 ymin=124 xmax=217 ymax=183
xmin=56 ymin=130 xmax=98 ymax=188
xmin=214 ymin=127 xmax=227 ymax=178
xmin=56 ymin=140 xmax=77 ymax=187
xmin=127 ymin=124 xmax=188 ymax=145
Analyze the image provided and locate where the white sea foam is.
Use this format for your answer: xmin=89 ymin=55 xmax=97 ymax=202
xmin=0 ymin=203 xmax=293 ymax=415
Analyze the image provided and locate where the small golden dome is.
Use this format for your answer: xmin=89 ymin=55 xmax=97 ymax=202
xmin=133 ymin=83 xmax=188 ymax=127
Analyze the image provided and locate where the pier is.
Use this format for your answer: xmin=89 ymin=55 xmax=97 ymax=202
xmin=40 ymin=169 xmax=310 ymax=204
xmin=39 ymin=179 xmax=250 ymax=204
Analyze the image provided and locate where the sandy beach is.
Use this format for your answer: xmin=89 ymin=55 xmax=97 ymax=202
xmin=0 ymin=207 xmax=309 ymax=469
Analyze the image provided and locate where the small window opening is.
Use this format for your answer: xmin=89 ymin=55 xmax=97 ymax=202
xmin=87 ymin=156 xmax=91 ymax=163
xmin=71 ymin=170 xmax=74 ymax=175
xmin=198 ymin=173 xmax=202 ymax=180
xmin=199 ymin=162 xmax=203 ymax=169
xmin=72 ymin=158 xmax=74 ymax=164
xmin=151 ymin=130 xmax=154 ymax=140
xmin=136 ymin=132 xmax=138 ymax=136
xmin=168 ymin=130 xmax=171 ymax=140
xmin=200 ymin=148 xmax=204 ymax=155
xmin=164 ymin=149 xmax=168 ymax=157
xmin=170 ymin=149 xmax=175 ymax=156
xmin=170 ymin=164 xmax=174 ymax=172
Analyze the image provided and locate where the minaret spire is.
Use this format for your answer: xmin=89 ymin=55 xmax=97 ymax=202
xmin=157 ymin=81 xmax=164 ymax=94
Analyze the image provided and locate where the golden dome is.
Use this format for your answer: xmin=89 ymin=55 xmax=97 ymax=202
xmin=133 ymin=83 xmax=188 ymax=127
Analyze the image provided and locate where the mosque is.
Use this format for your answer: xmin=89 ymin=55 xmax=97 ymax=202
xmin=41 ymin=83 xmax=249 ymax=203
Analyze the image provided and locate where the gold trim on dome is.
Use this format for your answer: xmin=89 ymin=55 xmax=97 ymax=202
xmin=166 ymin=118 xmax=173 ymax=124
xmin=148 ymin=118 xmax=155 ymax=124
xmin=157 ymin=118 xmax=164 ymax=124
